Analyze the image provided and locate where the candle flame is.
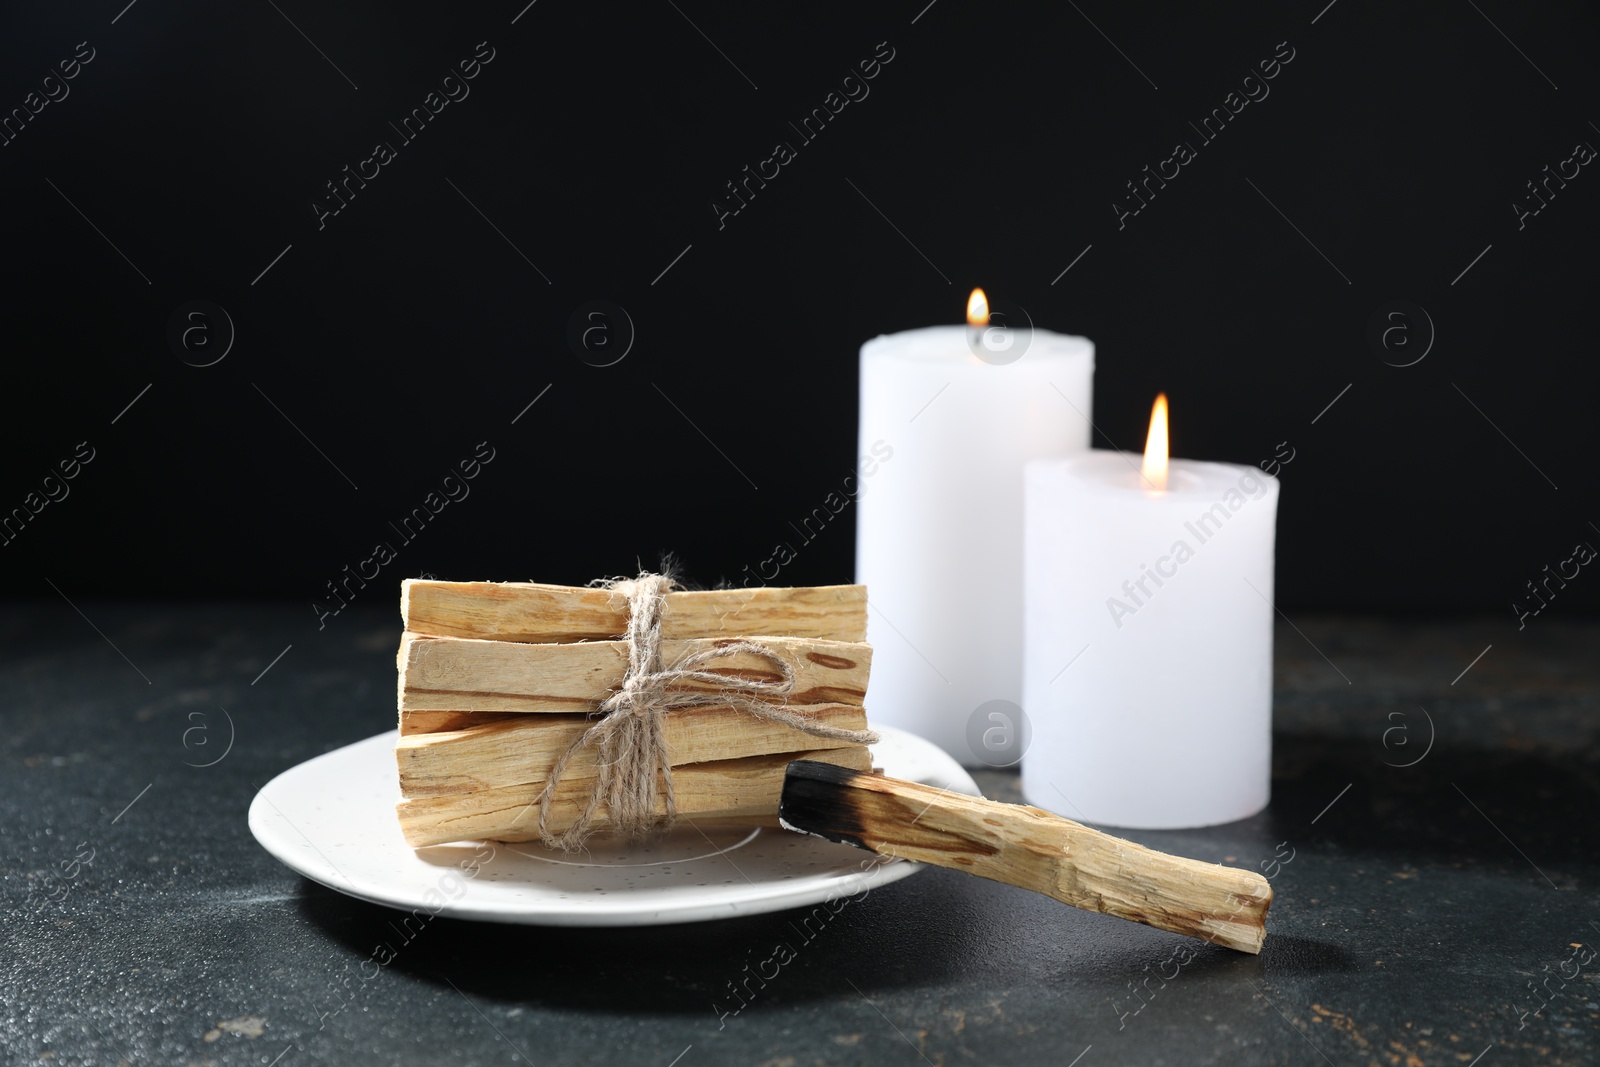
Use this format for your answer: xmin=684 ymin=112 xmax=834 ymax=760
xmin=1142 ymin=393 xmax=1169 ymax=491
xmin=966 ymin=288 xmax=989 ymax=327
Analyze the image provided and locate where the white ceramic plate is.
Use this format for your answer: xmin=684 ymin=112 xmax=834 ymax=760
xmin=249 ymin=726 xmax=979 ymax=926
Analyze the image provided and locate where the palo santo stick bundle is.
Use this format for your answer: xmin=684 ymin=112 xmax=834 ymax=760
xmin=395 ymin=576 xmax=877 ymax=849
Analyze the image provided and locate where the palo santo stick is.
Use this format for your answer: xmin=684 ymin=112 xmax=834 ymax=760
xmin=779 ymin=761 xmax=1273 ymax=954
xmin=398 ymin=745 xmax=872 ymax=848
xmin=400 ymin=710 xmax=521 ymax=736
xmin=397 ymin=633 xmax=871 ymax=714
xmin=402 ymin=580 xmax=867 ymax=643
xmin=397 ymin=703 xmax=870 ymax=797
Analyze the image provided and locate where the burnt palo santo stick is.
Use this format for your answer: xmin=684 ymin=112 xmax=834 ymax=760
xmin=779 ymin=761 xmax=1273 ymax=953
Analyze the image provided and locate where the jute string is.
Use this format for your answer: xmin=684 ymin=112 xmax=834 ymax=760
xmin=534 ymin=572 xmax=878 ymax=851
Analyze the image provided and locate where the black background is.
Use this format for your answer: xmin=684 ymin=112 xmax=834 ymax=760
xmin=2 ymin=1 xmax=1596 ymax=617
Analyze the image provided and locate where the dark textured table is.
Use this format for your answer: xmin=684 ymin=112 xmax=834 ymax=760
xmin=4 ymin=605 xmax=1597 ymax=1066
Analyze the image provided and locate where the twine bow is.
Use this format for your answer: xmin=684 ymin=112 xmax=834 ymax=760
xmin=534 ymin=572 xmax=878 ymax=851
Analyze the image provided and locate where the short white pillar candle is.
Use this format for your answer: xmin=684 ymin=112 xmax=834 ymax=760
xmin=1020 ymin=399 xmax=1280 ymax=828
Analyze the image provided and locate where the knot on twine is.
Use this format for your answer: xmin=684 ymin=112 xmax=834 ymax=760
xmin=534 ymin=571 xmax=878 ymax=851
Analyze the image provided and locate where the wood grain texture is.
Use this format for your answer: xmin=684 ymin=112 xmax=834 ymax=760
xmin=397 ymin=633 xmax=871 ymax=713
xmin=399 ymin=710 xmax=522 ymax=736
xmin=397 ymin=703 xmax=870 ymax=797
xmin=779 ymin=761 xmax=1272 ymax=953
xmin=398 ymin=745 xmax=873 ymax=848
xmin=402 ymin=580 xmax=867 ymax=643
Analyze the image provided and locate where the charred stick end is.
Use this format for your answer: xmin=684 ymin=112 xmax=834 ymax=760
xmin=778 ymin=759 xmax=880 ymax=853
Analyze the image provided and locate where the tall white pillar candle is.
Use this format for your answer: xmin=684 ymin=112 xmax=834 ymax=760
xmin=857 ymin=317 xmax=1093 ymax=764
xmin=1021 ymin=449 xmax=1280 ymax=828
